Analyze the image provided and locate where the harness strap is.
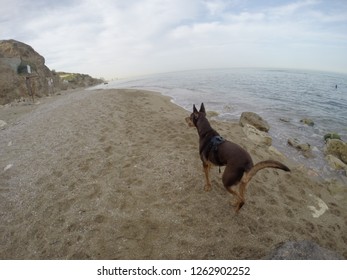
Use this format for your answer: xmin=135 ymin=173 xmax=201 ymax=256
xmin=210 ymin=135 xmax=225 ymax=149
xmin=208 ymin=136 xmax=225 ymax=168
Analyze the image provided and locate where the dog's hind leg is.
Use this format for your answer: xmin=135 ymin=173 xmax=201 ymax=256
xmin=233 ymin=173 xmax=251 ymax=211
xmin=222 ymin=166 xmax=246 ymax=212
xmin=225 ymin=186 xmax=244 ymax=212
xmin=203 ymin=162 xmax=212 ymax=191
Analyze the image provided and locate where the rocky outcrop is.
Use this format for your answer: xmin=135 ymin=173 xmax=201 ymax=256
xmin=239 ymin=112 xmax=270 ymax=132
xmin=264 ymin=240 xmax=344 ymax=260
xmin=57 ymin=72 xmax=103 ymax=90
xmin=0 ymin=39 xmax=103 ymax=104
xmin=324 ymin=139 xmax=347 ymax=164
xmin=0 ymin=39 xmax=57 ymax=104
xmin=325 ymin=155 xmax=347 ymax=173
xmin=324 ymin=139 xmax=347 ymax=174
xmin=242 ymin=124 xmax=272 ymax=146
xmin=239 ymin=112 xmax=272 ymax=146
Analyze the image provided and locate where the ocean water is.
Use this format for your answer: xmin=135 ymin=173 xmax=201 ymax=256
xmin=94 ymin=68 xmax=347 ymax=180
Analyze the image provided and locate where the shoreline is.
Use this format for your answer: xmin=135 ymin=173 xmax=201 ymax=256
xmin=1 ymin=88 xmax=346 ymax=259
xmin=161 ymin=93 xmax=347 ymax=185
xmin=95 ymin=68 xmax=347 ymax=183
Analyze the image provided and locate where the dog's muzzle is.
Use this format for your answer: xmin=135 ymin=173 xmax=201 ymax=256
xmin=185 ymin=116 xmax=195 ymax=127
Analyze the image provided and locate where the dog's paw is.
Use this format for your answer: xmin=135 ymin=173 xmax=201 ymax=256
xmin=230 ymin=200 xmax=244 ymax=212
xmin=234 ymin=201 xmax=245 ymax=213
xmin=231 ymin=200 xmax=239 ymax=208
xmin=204 ymin=184 xmax=212 ymax=192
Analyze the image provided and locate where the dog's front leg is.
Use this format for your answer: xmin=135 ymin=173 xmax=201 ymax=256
xmin=203 ymin=162 xmax=212 ymax=191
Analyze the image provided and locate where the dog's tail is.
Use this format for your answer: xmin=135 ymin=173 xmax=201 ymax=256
xmin=244 ymin=160 xmax=290 ymax=184
xmin=233 ymin=160 xmax=290 ymax=212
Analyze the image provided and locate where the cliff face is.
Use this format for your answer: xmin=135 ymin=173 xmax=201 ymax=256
xmin=0 ymin=39 xmax=103 ymax=105
xmin=0 ymin=39 xmax=56 ymax=104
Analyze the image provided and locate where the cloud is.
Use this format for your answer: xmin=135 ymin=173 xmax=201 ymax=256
xmin=1 ymin=0 xmax=347 ymax=78
xmin=267 ymin=0 xmax=318 ymax=17
xmin=204 ymin=0 xmax=228 ymax=16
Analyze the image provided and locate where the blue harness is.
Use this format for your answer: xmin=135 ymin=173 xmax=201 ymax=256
xmin=200 ymin=135 xmax=225 ymax=161
xmin=206 ymin=136 xmax=225 ymax=172
xmin=210 ymin=135 xmax=225 ymax=150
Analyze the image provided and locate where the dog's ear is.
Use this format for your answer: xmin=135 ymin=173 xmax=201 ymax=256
xmin=193 ymin=104 xmax=198 ymax=113
xmin=199 ymin=103 xmax=206 ymax=113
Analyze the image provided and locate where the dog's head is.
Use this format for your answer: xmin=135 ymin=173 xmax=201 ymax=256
xmin=185 ymin=103 xmax=206 ymax=127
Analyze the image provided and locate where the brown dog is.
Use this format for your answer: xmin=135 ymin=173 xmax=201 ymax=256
xmin=186 ymin=103 xmax=290 ymax=212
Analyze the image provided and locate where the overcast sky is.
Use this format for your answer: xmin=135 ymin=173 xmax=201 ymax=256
xmin=1 ymin=0 xmax=347 ymax=79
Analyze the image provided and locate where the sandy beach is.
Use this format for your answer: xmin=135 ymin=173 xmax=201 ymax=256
xmin=0 ymin=88 xmax=346 ymax=259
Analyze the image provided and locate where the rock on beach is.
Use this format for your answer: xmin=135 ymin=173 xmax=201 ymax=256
xmin=325 ymin=155 xmax=347 ymax=173
xmin=324 ymin=139 xmax=347 ymax=164
xmin=265 ymin=240 xmax=344 ymax=260
xmin=239 ymin=112 xmax=270 ymax=132
xmin=242 ymin=124 xmax=272 ymax=146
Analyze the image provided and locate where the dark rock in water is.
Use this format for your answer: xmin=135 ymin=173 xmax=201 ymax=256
xmin=288 ymin=138 xmax=311 ymax=151
xmin=300 ymin=118 xmax=314 ymax=126
xmin=288 ymin=138 xmax=314 ymax=158
xmin=324 ymin=133 xmax=341 ymax=142
xmin=279 ymin=117 xmax=290 ymax=123
xmin=239 ymin=112 xmax=270 ymax=132
xmin=264 ymin=240 xmax=344 ymax=260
